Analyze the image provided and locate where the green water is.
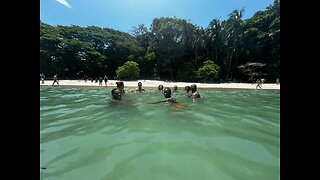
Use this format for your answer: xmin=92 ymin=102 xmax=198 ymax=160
xmin=40 ymin=87 xmax=280 ymax=180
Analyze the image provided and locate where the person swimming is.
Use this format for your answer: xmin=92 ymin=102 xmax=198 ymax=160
xmin=111 ymin=88 xmax=122 ymax=102
xmin=158 ymin=84 xmax=164 ymax=91
xmin=163 ymin=87 xmax=177 ymax=103
xmin=149 ymin=87 xmax=177 ymax=104
xmin=173 ymin=85 xmax=178 ymax=91
xmin=185 ymin=85 xmax=191 ymax=93
xmin=116 ymin=81 xmax=125 ymax=94
xmin=188 ymin=84 xmax=201 ymax=98
xmin=136 ymin=82 xmax=145 ymax=92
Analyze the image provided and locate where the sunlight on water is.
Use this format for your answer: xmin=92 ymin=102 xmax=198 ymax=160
xmin=40 ymin=87 xmax=280 ymax=180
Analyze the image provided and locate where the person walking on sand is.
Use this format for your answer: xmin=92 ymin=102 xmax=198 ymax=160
xmin=104 ymin=75 xmax=108 ymax=86
xmin=256 ymin=79 xmax=262 ymax=90
xmin=52 ymin=74 xmax=59 ymax=86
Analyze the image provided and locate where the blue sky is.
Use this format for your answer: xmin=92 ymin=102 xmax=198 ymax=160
xmin=40 ymin=0 xmax=275 ymax=33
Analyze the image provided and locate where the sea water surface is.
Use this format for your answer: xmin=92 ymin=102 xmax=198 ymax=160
xmin=40 ymin=87 xmax=280 ymax=180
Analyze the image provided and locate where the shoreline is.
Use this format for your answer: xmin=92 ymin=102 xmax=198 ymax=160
xmin=40 ymin=80 xmax=280 ymax=90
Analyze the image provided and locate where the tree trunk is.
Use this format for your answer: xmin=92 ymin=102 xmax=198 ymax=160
xmin=226 ymin=51 xmax=233 ymax=80
xmin=215 ymin=48 xmax=218 ymax=62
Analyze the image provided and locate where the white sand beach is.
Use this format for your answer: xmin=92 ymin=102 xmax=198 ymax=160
xmin=40 ymin=79 xmax=280 ymax=90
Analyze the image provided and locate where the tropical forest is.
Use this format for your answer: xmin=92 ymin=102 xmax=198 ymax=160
xmin=40 ymin=0 xmax=279 ymax=83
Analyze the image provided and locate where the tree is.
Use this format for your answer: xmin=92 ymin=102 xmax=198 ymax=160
xmin=237 ymin=62 xmax=266 ymax=82
xmin=196 ymin=60 xmax=221 ymax=81
xmin=223 ymin=8 xmax=245 ymax=80
xmin=116 ymin=61 xmax=140 ymax=80
xmin=149 ymin=17 xmax=198 ymax=80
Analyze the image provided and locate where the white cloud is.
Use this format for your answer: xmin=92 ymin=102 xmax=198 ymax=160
xmin=56 ymin=0 xmax=72 ymax=8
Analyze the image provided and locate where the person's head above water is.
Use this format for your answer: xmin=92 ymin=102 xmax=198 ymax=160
xmin=111 ymin=88 xmax=121 ymax=100
xmin=185 ymin=85 xmax=191 ymax=92
xmin=158 ymin=84 xmax=164 ymax=91
xmin=190 ymin=84 xmax=197 ymax=93
xmin=116 ymin=81 xmax=124 ymax=89
xmin=189 ymin=84 xmax=201 ymax=99
xmin=173 ymin=85 xmax=178 ymax=91
xmin=136 ymin=81 xmax=145 ymax=92
xmin=163 ymin=87 xmax=172 ymax=98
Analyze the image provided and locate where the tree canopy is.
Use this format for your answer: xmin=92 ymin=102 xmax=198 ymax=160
xmin=40 ymin=0 xmax=279 ymax=82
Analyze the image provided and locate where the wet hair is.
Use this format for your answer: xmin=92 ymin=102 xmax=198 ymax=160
xmin=163 ymin=87 xmax=171 ymax=98
xmin=158 ymin=84 xmax=164 ymax=90
xmin=185 ymin=86 xmax=191 ymax=92
xmin=111 ymin=88 xmax=121 ymax=100
xmin=191 ymin=84 xmax=197 ymax=93
xmin=173 ymin=85 xmax=178 ymax=91
xmin=116 ymin=81 xmax=124 ymax=88
xmin=138 ymin=82 xmax=142 ymax=87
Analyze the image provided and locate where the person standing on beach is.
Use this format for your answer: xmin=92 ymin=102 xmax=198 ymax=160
xmin=104 ymin=75 xmax=108 ymax=86
xmin=40 ymin=73 xmax=45 ymax=84
xmin=99 ymin=76 xmax=103 ymax=86
xmin=52 ymin=74 xmax=59 ymax=86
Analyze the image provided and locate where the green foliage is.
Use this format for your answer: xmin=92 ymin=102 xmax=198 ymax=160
xmin=116 ymin=61 xmax=140 ymax=80
xmin=40 ymin=0 xmax=279 ymax=81
xmin=196 ymin=60 xmax=221 ymax=81
xmin=145 ymin=52 xmax=156 ymax=62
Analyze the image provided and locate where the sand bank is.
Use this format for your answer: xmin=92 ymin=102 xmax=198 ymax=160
xmin=40 ymin=79 xmax=280 ymax=90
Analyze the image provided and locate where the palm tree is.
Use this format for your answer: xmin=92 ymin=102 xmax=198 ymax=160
xmin=206 ymin=19 xmax=222 ymax=63
xmin=192 ymin=28 xmax=206 ymax=68
xmin=224 ymin=8 xmax=245 ymax=81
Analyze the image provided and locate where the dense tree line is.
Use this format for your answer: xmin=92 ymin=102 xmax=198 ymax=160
xmin=40 ymin=0 xmax=279 ymax=82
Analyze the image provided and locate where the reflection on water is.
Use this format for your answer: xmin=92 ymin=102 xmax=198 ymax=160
xmin=40 ymin=87 xmax=280 ymax=180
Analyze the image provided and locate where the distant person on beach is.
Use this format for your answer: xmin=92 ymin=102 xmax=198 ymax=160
xmin=116 ymin=81 xmax=125 ymax=94
xmin=136 ymin=82 xmax=145 ymax=92
xmin=158 ymin=84 xmax=164 ymax=91
xmin=276 ymin=78 xmax=280 ymax=85
xmin=99 ymin=76 xmax=103 ymax=86
xmin=111 ymin=88 xmax=122 ymax=102
xmin=52 ymin=74 xmax=59 ymax=86
xmin=256 ymin=79 xmax=262 ymax=89
xmin=40 ymin=73 xmax=45 ymax=84
xmin=104 ymin=75 xmax=108 ymax=86
xmin=188 ymin=84 xmax=201 ymax=99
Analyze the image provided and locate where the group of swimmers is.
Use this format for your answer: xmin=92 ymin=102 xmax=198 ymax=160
xmin=111 ymin=81 xmax=201 ymax=103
